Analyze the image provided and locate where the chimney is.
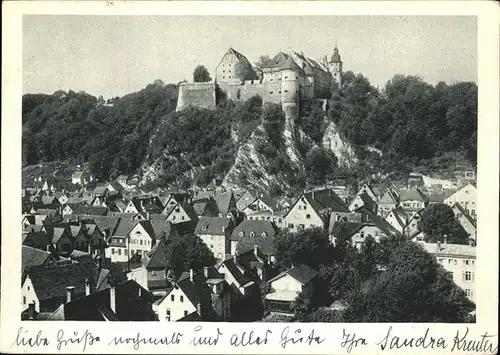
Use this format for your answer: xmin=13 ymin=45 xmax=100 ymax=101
xmin=437 ymin=240 xmax=441 ymax=251
xmin=46 ymin=244 xmax=51 ymax=252
xmin=138 ymin=287 xmax=142 ymax=298
xmin=88 ymin=244 xmax=92 ymax=254
xmin=204 ymin=267 xmax=209 ymax=278
xmin=66 ymin=286 xmax=75 ymax=303
xmin=234 ymin=251 xmax=239 ymax=264
xmin=146 ymin=212 xmax=150 ymax=220
xmin=312 ymin=191 xmax=315 ymax=200
xmin=28 ymin=302 xmax=35 ymax=320
xmin=85 ymin=278 xmax=90 ymax=296
xmin=254 ymin=245 xmax=258 ymax=256
xmin=110 ymin=286 xmax=116 ymax=313
xmin=222 ymin=226 xmax=225 ymax=233
xmin=196 ymin=301 xmax=202 ymax=316
xmin=443 ymin=235 xmax=448 ymax=244
xmin=189 ymin=269 xmax=194 ymax=283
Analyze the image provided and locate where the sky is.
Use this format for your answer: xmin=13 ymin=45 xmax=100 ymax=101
xmin=23 ymin=16 xmax=477 ymax=99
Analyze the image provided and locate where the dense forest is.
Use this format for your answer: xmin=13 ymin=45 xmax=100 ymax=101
xmin=22 ymin=80 xmax=178 ymax=181
xmin=22 ymin=71 xmax=477 ymax=188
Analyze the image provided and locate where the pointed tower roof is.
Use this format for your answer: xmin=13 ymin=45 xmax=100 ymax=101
xmin=331 ymin=45 xmax=342 ymax=63
xmin=281 ymin=56 xmax=302 ymax=72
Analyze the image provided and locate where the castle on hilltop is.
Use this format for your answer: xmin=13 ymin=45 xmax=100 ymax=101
xmin=176 ymin=45 xmax=343 ymax=117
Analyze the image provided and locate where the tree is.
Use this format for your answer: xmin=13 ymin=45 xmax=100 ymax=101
xmin=273 ymin=227 xmax=334 ymax=270
xmin=254 ymin=55 xmax=272 ymax=69
xmin=292 ymin=292 xmax=313 ymax=321
xmin=165 ymin=234 xmax=216 ymax=277
xmin=342 ymin=240 xmax=474 ymax=322
xmin=418 ymin=203 xmax=469 ymax=244
xmin=193 ymin=65 xmax=212 ymax=82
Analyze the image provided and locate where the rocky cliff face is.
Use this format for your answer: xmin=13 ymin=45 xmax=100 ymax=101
xmin=140 ymin=101 xmax=357 ymax=191
xmin=322 ymin=120 xmax=358 ymax=167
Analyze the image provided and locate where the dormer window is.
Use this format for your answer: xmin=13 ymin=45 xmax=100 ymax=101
xmin=250 ymin=232 xmax=256 ymax=237
xmin=239 ymin=231 xmax=245 ymax=238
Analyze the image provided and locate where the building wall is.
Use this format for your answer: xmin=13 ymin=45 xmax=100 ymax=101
xmin=166 ymin=204 xmax=192 ymax=224
xmin=128 ymin=223 xmax=154 ymax=257
xmin=445 ymin=184 xmax=477 ymax=218
xmin=284 ymin=196 xmax=324 ymax=231
xmin=199 ymin=233 xmax=227 ymax=260
xmin=215 ymin=50 xmax=244 ymax=84
xmin=385 ymin=211 xmax=405 ymax=233
xmin=434 ymin=253 xmax=476 ymax=303
xmin=400 ymin=200 xmax=426 ymax=211
xmin=21 ymin=277 xmax=39 ymax=312
xmin=176 ymin=82 xmax=217 ymax=111
xmin=271 ymin=274 xmax=302 ymax=293
xmin=156 ymin=288 xmax=197 ymax=322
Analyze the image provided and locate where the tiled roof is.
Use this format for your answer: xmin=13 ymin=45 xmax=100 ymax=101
xmin=235 ymin=232 xmax=275 ymax=256
xmin=217 ymin=257 xmax=252 ymax=286
xmin=420 ymin=242 xmax=476 ymax=258
xmin=265 ymin=52 xmax=290 ymax=69
xmin=230 ymin=220 xmax=278 ymax=241
xmin=269 ymin=264 xmax=318 ymax=285
xmin=25 ymin=262 xmax=98 ymax=302
xmin=73 ymin=205 xmax=108 ymax=216
xmin=399 ymin=187 xmax=428 ymax=202
xmin=330 ymin=221 xmax=363 ymax=238
xmin=214 ymin=191 xmax=234 ymax=215
xmin=62 ymin=280 xmax=155 ymax=321
xmin=195 ymin=217 xmax=232 ymax=235
xmin=356 ymin=207 xmax=400 ymax=236
xmin=150 ymin=220 xmax=179 ymax=240
xmin=142 ymin=239 xmax=168 ymax=270
xmin=22 ymin=246 xmax=53 ymax=274
xmin=452 ymin=203 xmax=477 ymax=228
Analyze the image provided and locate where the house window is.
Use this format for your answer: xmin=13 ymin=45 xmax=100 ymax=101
xmin=285 ymin=76 xmax=288 ymax=79
xmin=464 ymin=260 xmax=470 ymax=266
xmin=181 ymin=216 xmax=185 ymax=220
xmin=180 ymin=296 xmax=184 ymax=303
xmin=299 ymin=224 xmax=305 ymax=229
xmin=175 ymin=208 xmax=180 ymax=213
xmin=465 ymin=289 xmax=472 ymax=297
xmin=288 ymin=224 xmax=294 ymax=229
xmin=140 ymin=240 xmax=143 ymax=245
xmin=446 ymin=271 xmax=453 ymax=280
xmin=184 ymin=310 xmax=188 ymax=316
xmin=270 ymin=91 xmax=274 ymax=94
xmin=23 ymin=296 xmax=26 ymax=304
xmin=448 ymin=258 xmax=453 ymax=264
xmin=278 ymin=218 xmax=282 ymax=223
xmin=118 ymin=249 xmax=121 ymax=255
xmin=111 ymin=248 xmax=115 ymax=254
xmin=171 ymin=295 xmax=175 ymax=301
xmin=306 ymin=214 xmax=311 ymax=219
xmin=464 ymin=271 xmax=473 ymax=281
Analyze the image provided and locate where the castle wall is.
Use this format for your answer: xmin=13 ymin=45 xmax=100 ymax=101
xmin=218 ymin=82 xmax=282 ymax=104
xmin=176 ymin=82 xmax=216 ymax=111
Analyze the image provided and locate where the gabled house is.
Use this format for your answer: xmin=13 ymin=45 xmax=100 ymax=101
xmin=105 ymin=218 xmax=157 ymax=262
xmin=402 ymin=209 xmax=424 ymax=238
xmin=242 ymin=196 xmax=279 ymax=215
xmin=21 ymin=262 xmax=99 ymax=313
xmin=265 ymin=264 xmax=318 ymax=315
xmin=22 ymin=228 xmax=50 ymax=250
xmin=399 ymin=187 xmax=428 ymax=212
xmin=348 ymin=192 xmax=377 ymax=214
xmin=106 ymin=181 xmax=123 ymax=194
xmin=452 ymin=203 xmax=477 ymax=245
xmin=48 ymin=279 xmax=155 ymax=321
xmin=44 ymin=225 xmax=74 ymax=257
xmin=161 ymin=192 xmax=192 ymax=210
xmin=195 ymin=217 xmax=233 ymax=260
xmin=229 ymin=220 xmax=279 ymax=256
xmin=214 ymin=191 xmax=238 ymax=217
xmin=92 ymin=185 xmax=108 ymax=198
xmin=62 ymin=203 xmax=82 ymax=216
xmin=354 ymin=183 xmax=379 ymax=202
xmin=283 ymin=189 xmax=349 ymax=232
xmin=22 ymin=246 xmax=58 ymax=275
xmin=154 ymin=270 xmax=226 ymax=322
xmin=216 ymin=256 xmax=256 ymax=298
xmin=377 ymin=188 xmax=399 ymax=217
xmin=444 ymin=183 xmax=477 ymax=219
xmin=164 ymin=202 xmax=198 ymax=225
xmin=71 ymin=171 xmax=92 ymax=185
xmin=235 ymin=189 xmax=260 ymax=212
xmin=236 ymin=246 xmax=275 ymax=282
xmin=192 ymin=198 xmax=220 ymax=217
xmin=385 ymin=206 xmax=409 ymax=234
xmin=89 ymin=195 xmax=107 ymax=208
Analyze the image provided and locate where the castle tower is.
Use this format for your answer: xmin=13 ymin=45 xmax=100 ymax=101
xmin=280 ymin=56 xmax=300 ymax=119
xmin=329 ymin=44 xmax=343 ymax=87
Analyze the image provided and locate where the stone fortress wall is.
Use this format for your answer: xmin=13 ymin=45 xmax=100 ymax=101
xmin=176 ymin=46 xmax=343 ymax=116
